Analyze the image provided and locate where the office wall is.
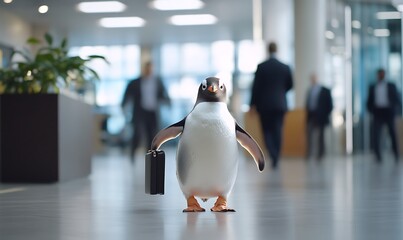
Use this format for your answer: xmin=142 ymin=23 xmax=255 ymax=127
xmin=0 ymin=8 xmax=67 ymax=63
xmin=0 ymin=8 xmax=32 ymax=49
xmin=263 ymin=0 xmax=294 ymax=64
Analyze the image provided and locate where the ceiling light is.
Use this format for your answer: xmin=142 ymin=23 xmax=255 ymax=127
xmin=3 ymin=0 xmax=13 ymax=3
xmin=325 ymin=30 xmax=335 ymax=39
xmin=376 ymin=11 xmax=401 ymax=20
xmin=150 ymin=0 xmax=204 ymax=10
xmin=38 ymin=5 xmax=49 ymax=14
xmin=373 ymin=29 xmax=390 ymax=37
xmin=169 ymin=14 xmax=217 ymax=25
xmin=77 ymin=1 xmax=126 ymax=13
xmin=352 ymin=20 xmax=361 ymax=29
xmin=99 ymin=17 xmax=145 ymax=28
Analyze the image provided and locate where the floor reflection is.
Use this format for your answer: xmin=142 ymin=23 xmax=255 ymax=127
xmin=179 ymin=212 xmax=234 ymax=240
xmin=1 ymin=147 xmax=403 ymax=240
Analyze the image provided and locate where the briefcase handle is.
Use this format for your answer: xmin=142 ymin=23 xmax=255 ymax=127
xmin=148 ymin=149 xmax=157 ymax=158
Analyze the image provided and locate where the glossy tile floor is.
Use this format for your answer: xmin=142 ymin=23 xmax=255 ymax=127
xmin=1 ymin=147 xmax=403 ymax=240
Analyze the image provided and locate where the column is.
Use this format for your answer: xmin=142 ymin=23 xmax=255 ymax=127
xmin=294 ymin=0 xmax=327 ymax=108
xmin=262 ymin=0 xmax=294 ymax=64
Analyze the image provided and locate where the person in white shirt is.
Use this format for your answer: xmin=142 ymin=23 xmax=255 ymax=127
xmin=367 ymin=68 xmax=401 ymax=162
xmin=305 ymin=73 xmax=333 ymax=160
xmin=122 ymin=61 xmax=170 ymax=161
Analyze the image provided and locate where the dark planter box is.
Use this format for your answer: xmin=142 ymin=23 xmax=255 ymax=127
xmin=0 ymin=93 xmax=92 ymax=183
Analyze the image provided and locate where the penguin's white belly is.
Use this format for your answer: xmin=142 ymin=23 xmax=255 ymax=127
xmin=176 ymin=102 xmax=238 ymax=198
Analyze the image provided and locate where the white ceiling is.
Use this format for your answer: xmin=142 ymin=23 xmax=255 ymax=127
xmin=0 ymin=0 xmax=254 ymax=46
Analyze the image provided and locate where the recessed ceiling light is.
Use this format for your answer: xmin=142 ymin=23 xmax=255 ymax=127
xmin=169 ymin=14 xmax=217 ymax=25
xmin=376 ymin=11 xmax=401 ymax=20
xmin=352 ymin=20 xmax=361 ymax=29
xmin=38 ymin=5 xmax=49 ymax=14
xmin=4 ymin=0 xmax=13 ymax=4
xmin=150 ymin=0 xmax=204 ymax=10
xmin=99 ymin=17 xmax=146 ymax=28
xmin=373 ymin=29 xmax=390 ymax=37
xmin=325 ymin=30 xmax=335 ymax=39
xmin=77 ymin=1 xmax=126 ymax=13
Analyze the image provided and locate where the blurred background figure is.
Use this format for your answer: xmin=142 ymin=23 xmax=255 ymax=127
xmin=121 ymin=61 xmax=170 ymax=161
xmin=305 ymin=73 xmax=333 ymax=160
xmin=249 ymin=42 xmax=293 ymax=169
xmin=367 ymin=68 xmax=401 ymax=162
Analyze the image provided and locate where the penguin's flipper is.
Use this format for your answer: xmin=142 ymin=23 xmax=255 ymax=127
xmin=235 ymin=123 xmax=265 ymax=171
xmin=151 ymin=118 xmax=186 ymax=150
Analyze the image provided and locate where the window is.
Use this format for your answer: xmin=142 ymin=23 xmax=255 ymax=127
xmin=69 ymin=45 xmax=141 ymax=106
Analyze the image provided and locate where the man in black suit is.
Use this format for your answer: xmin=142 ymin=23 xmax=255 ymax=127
xmin=305 ymin=73 xmax=333 ymax=160
xmin=367 ymin=68 xmax=401 ymax=162
xmin=250 ymin=42 xmax=293 ymax=169
xmin=122 ymin=61 xmax=170 ymax=160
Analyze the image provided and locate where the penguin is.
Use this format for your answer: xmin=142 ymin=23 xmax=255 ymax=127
xmin=151 ymin=77 xmax=265 ymax=212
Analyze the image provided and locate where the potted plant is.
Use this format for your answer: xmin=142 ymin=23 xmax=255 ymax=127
xmin=0 ymin=33 xmax=105 ymax=94
xmin=0 ymin=33 xmax=107 ymax=183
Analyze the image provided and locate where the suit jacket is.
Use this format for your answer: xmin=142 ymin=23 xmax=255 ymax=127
xmin=250 ymin=57 xmax=293 ymax=113
xmin=306 ymin=86 xmax=333 ymax=126
xmin=121 ymin=76 xmax=169 ymax=123
xmin=367 ymin=81 xmax=401 ymax=116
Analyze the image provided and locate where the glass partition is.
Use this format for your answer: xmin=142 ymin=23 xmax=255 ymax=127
xmin=350 ymin=2 xmax=401 ymax=152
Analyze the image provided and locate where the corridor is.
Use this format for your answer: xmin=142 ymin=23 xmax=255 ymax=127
xmin=1 ymin=148 xmax=403 ymax=240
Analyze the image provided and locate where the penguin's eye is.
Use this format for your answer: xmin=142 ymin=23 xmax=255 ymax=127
xmin=219 ymin=83 xmax=224 ymax=90
xmin=202 ymin=83 xmax=207 ymax=90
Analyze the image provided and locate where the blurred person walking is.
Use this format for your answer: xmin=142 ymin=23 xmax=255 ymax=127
xmin=367 ymin=68 xmax=401 ymax=162
xmin=250 ymin=42 xmax=293 ymax=169
xmin=305 ymin=73 xmax=333 ymax=160
xmin=122 ymin=61 xmax=170 ymax=161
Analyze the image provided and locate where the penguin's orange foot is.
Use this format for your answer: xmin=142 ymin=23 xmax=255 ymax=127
xmin=183 ymin=196 xmax=206 ymax=212
xmin=183 ymin=206 xmax=206 ymax=212
xmin=210 ymin=196 xmax=236 ymax=212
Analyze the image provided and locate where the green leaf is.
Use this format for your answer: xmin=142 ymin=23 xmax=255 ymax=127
xmin=88 ymin=55 xmax=109 ymax=64
xmin=87 ymin=68 xmax=101 ymax=80
xmin=27 ymin=37 xmax=40 ymax=45
xmin=44 ymin=33 xmax=53 ymax=46
xmin=11 ymin=50 xmax=32 ymax=62
xmin=60 ymin=38 xmax=67 ymax=49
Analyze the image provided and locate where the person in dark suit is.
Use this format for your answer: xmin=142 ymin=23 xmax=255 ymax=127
xmin=305 ymin=73 xmax=333 ymax=160
xmin=250 ymin=42 xmax=293 ymax=169
xmin=122 ymin=61 xmax=170 ymax=160
xmin=367 ymin=68 xmax=401 ymax=162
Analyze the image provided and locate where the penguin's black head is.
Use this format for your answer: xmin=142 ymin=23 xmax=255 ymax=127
xmin=196 ymin=77 xmax=227 ymax=103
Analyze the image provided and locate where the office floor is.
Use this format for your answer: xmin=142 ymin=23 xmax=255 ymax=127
xmin=1 ymin=147 xmax=403 ymax=240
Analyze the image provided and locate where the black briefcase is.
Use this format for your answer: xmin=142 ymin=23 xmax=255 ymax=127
xmin=145 ymin=150 xmax=165 ymax=195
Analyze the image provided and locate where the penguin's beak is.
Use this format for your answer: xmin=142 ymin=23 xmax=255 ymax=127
xmin=208 ymin=84 xmax=218 ymax=93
